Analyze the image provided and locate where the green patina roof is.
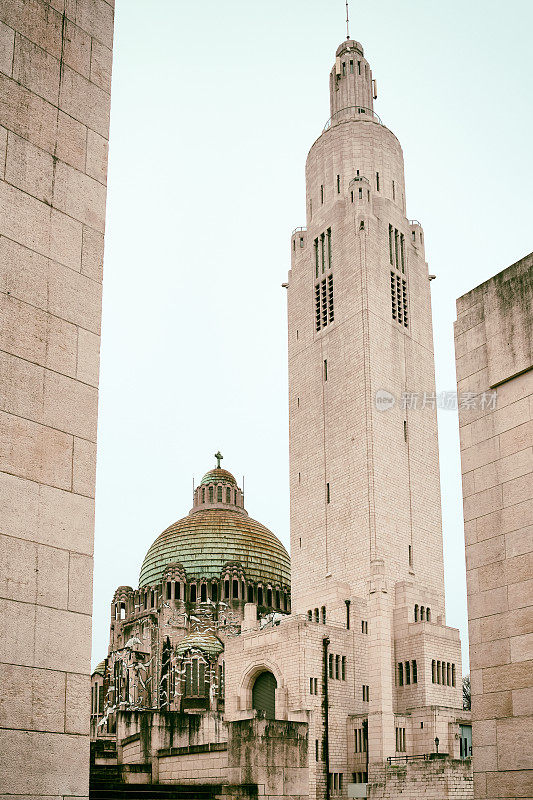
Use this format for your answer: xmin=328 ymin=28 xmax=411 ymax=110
xmin=139 ymin=509 xmax=290 ymax=589
xmin=175 ymin=631 xmax=224 ymax=658
xmin=92 ymin=660 xmax=106 ymax=677
xmin=200 ymin=468 xmax=237 ymax=486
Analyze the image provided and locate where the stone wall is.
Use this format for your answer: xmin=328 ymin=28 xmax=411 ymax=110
xmin=223 ymin=718 xmax=309 ymax=800
xmin=368 ymin=756 xmax=473 ymax=799
xmin=454 ymin=252 xmax=532 ymax=800
xmin=0 ymin=1 xmax=114 ymax=798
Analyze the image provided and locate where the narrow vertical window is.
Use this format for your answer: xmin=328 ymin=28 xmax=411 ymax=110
xmin=452 ymin=664 xmax=456 ymax=687
xmin=405 ymin=661 xmax=411 ymax=685
xmin=328 ymin=275 xmax=334 ymax=322
xmin=217 ymin=485 xmax=222 ymax=502
xmin=341 ymin=656 xmax=346 ymax=680
xmin=324 ymin=359 xmax=328 ymax=381
xmin=376 ymin=172 xmax=380 ymax=191
xmin=349 ymin=59 xmax=353 ymax=73
xmin=398 ymin=663 xmax=403 ymax=686
xmin=400 ymin=233 xmax=405 ymax=272
xmin=320 ymin=184 xmax=324 ymax=204
xmin=201 ymin=487 xmax=205 ymax=503
xmin=403 ymin=420 xmax=407 ymax=441
xmin=315 ymin=740 xmax=319 ymax=760
xmin=201 ymin=583 xmax=207 ymax=602
xmin=321 ymin=279 xmax=327 ymax=327
xmin=394 ymin=228 xmax=399 ymax=267
xmin=409 ymin=545 xmax=413 ymax=567
xmin=358 ymin=187 xmax=362 ymax=199
xmin=337 ymin=174 xmax=340 ymax=193
xmin=412 ymin=660 xmax=417 ymax=684
xmin=357 ymin=61 xmax=361 ymax=74
xmin=329 ymin=653 xmax=333 ymax=678
xmin=414 ymin=604 xmax=418 ymax=622
xmin=342 ymin=62 xmax=346 ymax=76
xmin=389 ymin=224 xmax=393 ymax=265
xmin=321 ymin=606 xmax=326 ymax=624
xmin=226 ymin=487 xmax=231 ymax=503
xmin=426 ymin=607 xmax=431 ymax=622
xmin=314 ymin=236 xmax=320 ymax=278
xmin=327 ymin=228 xmax=332 ymax=268
xmin=335 ymin=655 xmax=340 ymax=680
xmin=321 ymin=232 xmax=325 ymax=272
xmin=315 ymin=284 xmax=321 ymax=332
xmin=299 ymin=236 xmax=304 ymax=248
xmin=167 ymin=581 xmax=172 ymax=600
xmin=326 ymin=482 xmax=330 ymax=503
xmin=432 ymin=660 xmax=436 ymax=683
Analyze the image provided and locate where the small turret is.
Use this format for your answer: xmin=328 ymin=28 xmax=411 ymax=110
xmin=328 ymin=40 xmax=376 ymax=125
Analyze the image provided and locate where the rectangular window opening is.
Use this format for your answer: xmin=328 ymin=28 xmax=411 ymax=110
xmin=324 ymin=359 xmax=328 ymax=381
xmin=326 ymin=482 xmax=330 ymax=503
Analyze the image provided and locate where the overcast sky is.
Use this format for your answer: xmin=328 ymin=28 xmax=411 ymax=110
xmin=92 ymin=0 xmax=533 ymax=670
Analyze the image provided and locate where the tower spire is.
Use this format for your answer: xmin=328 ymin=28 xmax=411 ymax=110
xmin=345 ymin=0 xmax=350 ymax=39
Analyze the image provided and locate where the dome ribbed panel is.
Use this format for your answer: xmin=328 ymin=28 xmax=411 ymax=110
xmin=200 ymin=468 xmax=237 ymax=486
xmin=139 ymin=510 xmax=290 ymax=588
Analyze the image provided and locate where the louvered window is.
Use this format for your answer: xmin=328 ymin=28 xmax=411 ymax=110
xmin=391 ymin=272 xmax=408 ymax=328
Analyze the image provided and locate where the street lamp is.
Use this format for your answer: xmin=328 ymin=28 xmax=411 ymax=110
xmin=434 ymin=736 xmax=440 ymax=754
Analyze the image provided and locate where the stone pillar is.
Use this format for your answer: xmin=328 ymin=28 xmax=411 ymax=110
xmin=0 ymin=2 xmax=114 ymax=798
xmin=367 ymin=559 xmax=396 ymax=764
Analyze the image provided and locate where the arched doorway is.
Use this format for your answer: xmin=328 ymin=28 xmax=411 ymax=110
xmin=252 ymin=670 xmax=277 ymax=719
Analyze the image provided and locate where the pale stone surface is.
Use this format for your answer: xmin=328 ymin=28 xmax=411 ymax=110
xmin=0 ymin=0 xmax=113 ymax=794
xmin=455 ymin=253 xmax=533 ymax=800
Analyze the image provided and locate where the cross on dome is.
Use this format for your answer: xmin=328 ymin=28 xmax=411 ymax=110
xmin=214 ymin=451 xmax=223 ymax=469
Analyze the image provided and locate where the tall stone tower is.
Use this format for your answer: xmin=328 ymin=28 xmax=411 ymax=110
xmin=0 ymin=2 xmax=114 ymax=798
xmin=288 ymin=38 xmax=444 ymax=613
xmin=287 ymin=38 xmax=461 ymax=764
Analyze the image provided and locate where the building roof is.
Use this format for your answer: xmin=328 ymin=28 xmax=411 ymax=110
xmin=139 ymin=508 xmax=290 ymax=589
xmin=199 ymin=468 xmax=237 ymax=486
xmin=92 ymin=660 xmax=106 ymax=677
xmin=175 ymin=631 xmax=224 ymax=658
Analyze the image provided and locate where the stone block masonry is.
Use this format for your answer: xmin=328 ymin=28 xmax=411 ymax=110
xmin=0 ymin=1 xmax=114 ymax=798
xmin=455 ymin=252 xmax=532 ymax=800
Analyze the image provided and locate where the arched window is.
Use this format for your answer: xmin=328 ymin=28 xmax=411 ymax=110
xmin=314 ymin=608 xmax=319 ymax=623
xmin=217 ymin=486 xmax=223 ymax=502
xmin=234 ymin=490 xmax=238 ymax=504
xmin=247 ymin=585 xmax=254 ymax=603
xmin=414 ymin=604 xmax=419 ymax=622
xmin=232 ymin=579 xmax=239 ymax=599
xmin=266 ymin=587 xmax=272 ymax=607
xmin=307 ymin=609 xmax=312 ymax=621
xmin=420 ymin=606 xmax=425 ymax=620
xmin=283 ymin=593 xmax=288 ymax=611
xmin=426 ymin=607 xmax=431 ymax=622
xmin=226 ymin=487 xmax=231 ymax=503
xmin=175 ymin=581 xmax=181 ymax=600
xmin=257 ymin=586 xmax=263 ymax=605
xmin=211 ymin=581 xmax=218 ymax=601
xmin=201 ymin=487 xmax=205 ymax=503
xmin=224 ymin=580 xmax=230 ymax=599
xmin=252 ymin=671 xmax=277 ymax=719
xmin=321 ymin=606 xmax=326 ymax=624
xmin=209 ymin=486 xmax=214 ymax=503
xmin=200 ymin=583 xmax=207 ymax=602
xmin=275 ymin=590 xmax=280 ymax=609
xmin=190 ymin=584 xmax=197 ymax=603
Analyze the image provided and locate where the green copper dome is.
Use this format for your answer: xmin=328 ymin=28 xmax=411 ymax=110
xmin=139 ymin=509 xmax=290 ymax=589
xmin=175 ymin=631 xmax=224 ymax=658
xmin=200 ymin=468 xmax=237 ymax=486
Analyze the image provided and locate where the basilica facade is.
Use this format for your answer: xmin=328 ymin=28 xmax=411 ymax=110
xmin=92 ymin=35 xmax=472 ymax=800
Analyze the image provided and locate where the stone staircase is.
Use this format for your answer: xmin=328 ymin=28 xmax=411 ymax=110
xmin=90 ymin=764 xmax=223 ymax=800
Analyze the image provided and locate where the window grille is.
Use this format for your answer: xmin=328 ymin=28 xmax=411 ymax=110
xmin=391 ymin=272 xmax=408 ymax=327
